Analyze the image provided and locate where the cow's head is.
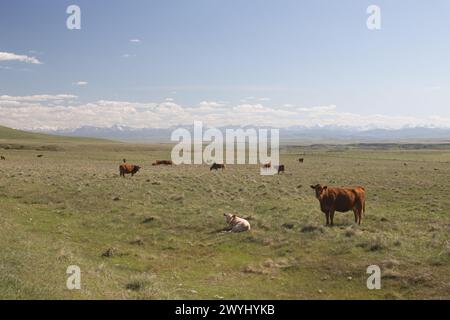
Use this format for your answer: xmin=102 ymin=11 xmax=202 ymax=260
xmin=224 ymin=213 xmax=236 ymax=224
xmin=310 ymin=184 xmax=327 ymax=199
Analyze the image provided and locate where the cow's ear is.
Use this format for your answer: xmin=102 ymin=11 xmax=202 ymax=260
xmin=232 ymin=214 xmax=236 ymax=218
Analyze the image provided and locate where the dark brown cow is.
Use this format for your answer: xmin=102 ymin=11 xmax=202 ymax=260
xmin=277 ymin=165 xmax=285 ymax=174
xmin=37 ymin=154 xmax=43 ymax=158
xmin=298 ymin=158 xmax=304 ymax=163
xmin=152 ymin=160 xmax=173 ymax=166
xmin=210 ymin=162 xmax=225 ymax=171
xmin=310 ymin=184 xmax=365 ymax=225
xmin=119 ymin=163 xmax=141 ymax=177
xmin=0 ymin=156 xmax=5 ymax=160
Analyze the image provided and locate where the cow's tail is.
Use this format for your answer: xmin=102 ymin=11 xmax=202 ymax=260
xmin=359 ymin=187 xmax=365 ymax=214
xmin=353 ymin=187 xmax=365 ymax=215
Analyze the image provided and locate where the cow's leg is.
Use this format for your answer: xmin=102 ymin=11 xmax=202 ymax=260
xmin=324 ymin=212 xmax=330 ymax=225
xmin=353 ymin=209 xmax=358 ymax=223
xmin=353 ymin=205 xmax=363 ymax=225
xmin=329 ymin=209 xmax=335 ymax=226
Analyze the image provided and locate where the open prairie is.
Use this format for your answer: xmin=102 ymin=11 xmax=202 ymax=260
xmin=0 ymin=135 xmax=449 ymax=299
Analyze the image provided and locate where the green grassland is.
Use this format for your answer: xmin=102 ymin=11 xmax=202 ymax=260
xmin=0 ymin=127 xmax=449 ymax=299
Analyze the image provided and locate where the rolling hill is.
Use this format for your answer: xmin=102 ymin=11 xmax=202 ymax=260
xmin=0 ymin=125 xmax=109 ymax=143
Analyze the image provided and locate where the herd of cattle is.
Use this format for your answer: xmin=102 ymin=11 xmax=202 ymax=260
xmin=0 ymin=154 xmax=367 ymax=228
xmin=118 ymin=158 xmax=366 ymax=228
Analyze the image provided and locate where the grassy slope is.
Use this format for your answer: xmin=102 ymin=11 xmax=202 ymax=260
xmin=0 ymin=129 xmax=449 ymax=299
xmin=0 ymin=125 xmax=59 ymax=140
xmin=0 ymin=125 xmax=111 ymax=145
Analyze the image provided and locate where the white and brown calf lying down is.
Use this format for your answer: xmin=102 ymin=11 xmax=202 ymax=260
xmin=223 ymin=213 xmax=251 ymax=232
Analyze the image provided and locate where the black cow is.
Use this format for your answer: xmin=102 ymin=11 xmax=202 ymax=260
xmin=277 ymin=165 xmax=285 ymax=174
xmin=210 ymin=163 xmax=225 ymax=171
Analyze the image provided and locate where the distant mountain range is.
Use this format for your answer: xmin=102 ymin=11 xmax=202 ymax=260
xmin=35 ymin=125 xmax=450 ymax=143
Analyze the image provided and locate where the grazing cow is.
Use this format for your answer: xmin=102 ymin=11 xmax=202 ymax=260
xmin=310 ymin=184 xmax=366 ymax=226
xmin=262 ymin=161 xmax=271 ymax=168
xmin=0 ymin=156 xmax=5 ymax=160
xmin=119 ymin=163 xmax=141 ymax=177
xmin=298 ymin=158 xmax=304 ymax=163
xmin=223 ymin=213 xmax=251 ymax=232
xmin=210 ymin=162 xmax=225 ymax=171
xmin=276 ymin=165 xmax=285 ymax=174
xmin=37 ymin=154 xmax=43 ymax=158
xmin=152 ymin=160 xmax=173 ymax=166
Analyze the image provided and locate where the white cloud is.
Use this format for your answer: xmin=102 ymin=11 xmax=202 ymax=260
xmin=0 ymin=94 xmax=76 ymax=102
xmin=0 ymin=51 xmax=42 ymax=64
xmin=297 ymin=105 xmax=337 ymax=113
xmin=122 ymin=54 xmax=136 ymax=58
xmin=1 ymin=95 xmax=450 ymax=131
xmin=73 ymin=81 xmax=88 ymax=86
xmin=241 ymin=96 xmax=270 ymax=103
xmin=129 ymin=39 xmax=141 ymax=43
xmin=424 ymin=85 xmax=442 ymax=92
xmin=199 ymin=101 xmax=225 ymax=108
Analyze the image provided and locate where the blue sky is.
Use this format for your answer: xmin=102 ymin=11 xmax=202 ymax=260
xmin=0 ymin=0 xmax=449 ymax=130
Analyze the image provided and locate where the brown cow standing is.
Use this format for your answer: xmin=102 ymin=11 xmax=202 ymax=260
xmin=210 ymin=162 xmax=225 ymax=171
xmin=310 ymin=184 xmax=365 ymax=225
xmin=298 ymin=158 xmax=304 ymax=163
xmin=119 ymin=163 xmax=141 ymax=177
xmin=152 ymin=160 xmax=173 ymax=166
xmin=0 ymin=156 xmax=5 ymax=160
